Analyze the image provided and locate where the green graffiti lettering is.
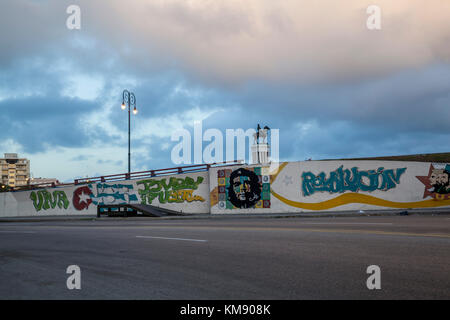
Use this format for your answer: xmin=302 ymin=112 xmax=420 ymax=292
xmin=30 ymin=191 xmax=43 ymax=211
xmin=30 ymin=190 xmax=69 ymax=212
xmin=137 ymin=176 xmax=205 ymax=204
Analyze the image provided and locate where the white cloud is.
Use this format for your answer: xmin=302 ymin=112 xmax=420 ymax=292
xmin=135 ymin=106 xmax=222 ymax=140
xmin=73 ymin=0 xmax=450 ymax=85
xmin=3 ymin=0 xmax=450 ymax=86
xmin=61 ymin=74 xmax=105 ymax=101
xmin=23 ymin=144 xmax=132 ymax=182
xmin=0 ymin=139 xmax=25 ymax=155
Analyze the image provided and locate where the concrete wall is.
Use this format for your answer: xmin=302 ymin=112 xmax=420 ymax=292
xmin=2 ymin=160 xmax=450 ymax=217
xmin=0 ymin=171 xmax=210 ymax=218
xmin=209 ymin=160 xmax=450 ymax=214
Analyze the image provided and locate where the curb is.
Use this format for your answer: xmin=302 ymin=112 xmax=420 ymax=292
xmin=1 ymin=208 xmax=450 ymax=223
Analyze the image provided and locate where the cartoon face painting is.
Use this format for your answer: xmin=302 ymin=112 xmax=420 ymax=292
xmin=417 ymin=164 xmax=450 ymax=199
xmin=437 ymin=171 xmax=449 ymax=186
xmin=429 ymin=169 xmax=450 ymax=193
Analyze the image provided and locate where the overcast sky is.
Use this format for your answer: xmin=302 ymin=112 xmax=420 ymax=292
xmin=1 ymin=0 xmax=449 ymax=182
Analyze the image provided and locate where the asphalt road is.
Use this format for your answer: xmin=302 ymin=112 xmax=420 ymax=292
xmin=0 ymin=214 xmax=449 ymax=299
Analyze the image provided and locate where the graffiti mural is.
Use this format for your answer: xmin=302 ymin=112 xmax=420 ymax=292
xmin=73 ymin=186 xmax=93 ymax=210
xmin=137 ymin=176 xmax=205 ymax=204
xmin=301 ymin=166 xmax=407 ymax=196
xmin=30 ymin=189 xmax=69 ymax=212
xmin=416 ymin=164 xmax=450 ymax=200
xmin=218 ymin=167 xmax=270 ymax=209
xmin=89 ymin=183 xmax=138 ymax=205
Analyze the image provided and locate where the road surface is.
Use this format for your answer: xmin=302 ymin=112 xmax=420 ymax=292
xmin=0 ymin=214 xmax=449 ymax=299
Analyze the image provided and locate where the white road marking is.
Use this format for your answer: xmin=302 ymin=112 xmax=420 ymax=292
xmin=298 ymin=222 xmax=393 ymax=225
xmin=136 ymin=235 xmax=208 ymax=242
xmin=0 ymin=231 xmax=36 ymax=234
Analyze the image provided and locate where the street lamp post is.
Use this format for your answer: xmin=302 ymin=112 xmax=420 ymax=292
xmin=121 ymin=90 xmax=138 ymax=175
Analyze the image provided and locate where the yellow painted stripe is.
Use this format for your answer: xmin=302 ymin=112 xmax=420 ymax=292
xmin=269 ymin=162 xmax=288 ymax=183
xmin=271 ymin=191 xmax=450 ymax=210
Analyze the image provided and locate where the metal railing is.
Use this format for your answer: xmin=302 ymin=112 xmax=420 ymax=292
xmin=8 ymin=160 xmax=244 ymax=192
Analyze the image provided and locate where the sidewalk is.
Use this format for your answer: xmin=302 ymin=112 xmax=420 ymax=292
xmin=1 ymin=207 xmax=449 ymax=222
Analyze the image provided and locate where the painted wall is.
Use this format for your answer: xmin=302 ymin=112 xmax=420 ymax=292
xmin=2 ymin=160 xmax=450 ymax=217
xmin=0 ymin=171 xmax=210 ymax=217
xmin=209 ymin=161 xmax=450 ymax=214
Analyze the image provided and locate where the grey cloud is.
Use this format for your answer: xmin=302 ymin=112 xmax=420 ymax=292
xmin=0 ymin=95 xmax=97 ymax=153
xmin=1 ymin=0 xmax=449 ymax=179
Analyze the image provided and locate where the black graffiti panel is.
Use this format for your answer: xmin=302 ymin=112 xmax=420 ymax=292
xmin=227 ymin=168 xmax=262 ymax=208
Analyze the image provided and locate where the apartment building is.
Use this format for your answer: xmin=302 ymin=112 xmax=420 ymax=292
xmin=0 ymin=153 xmax=30 ymax=187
